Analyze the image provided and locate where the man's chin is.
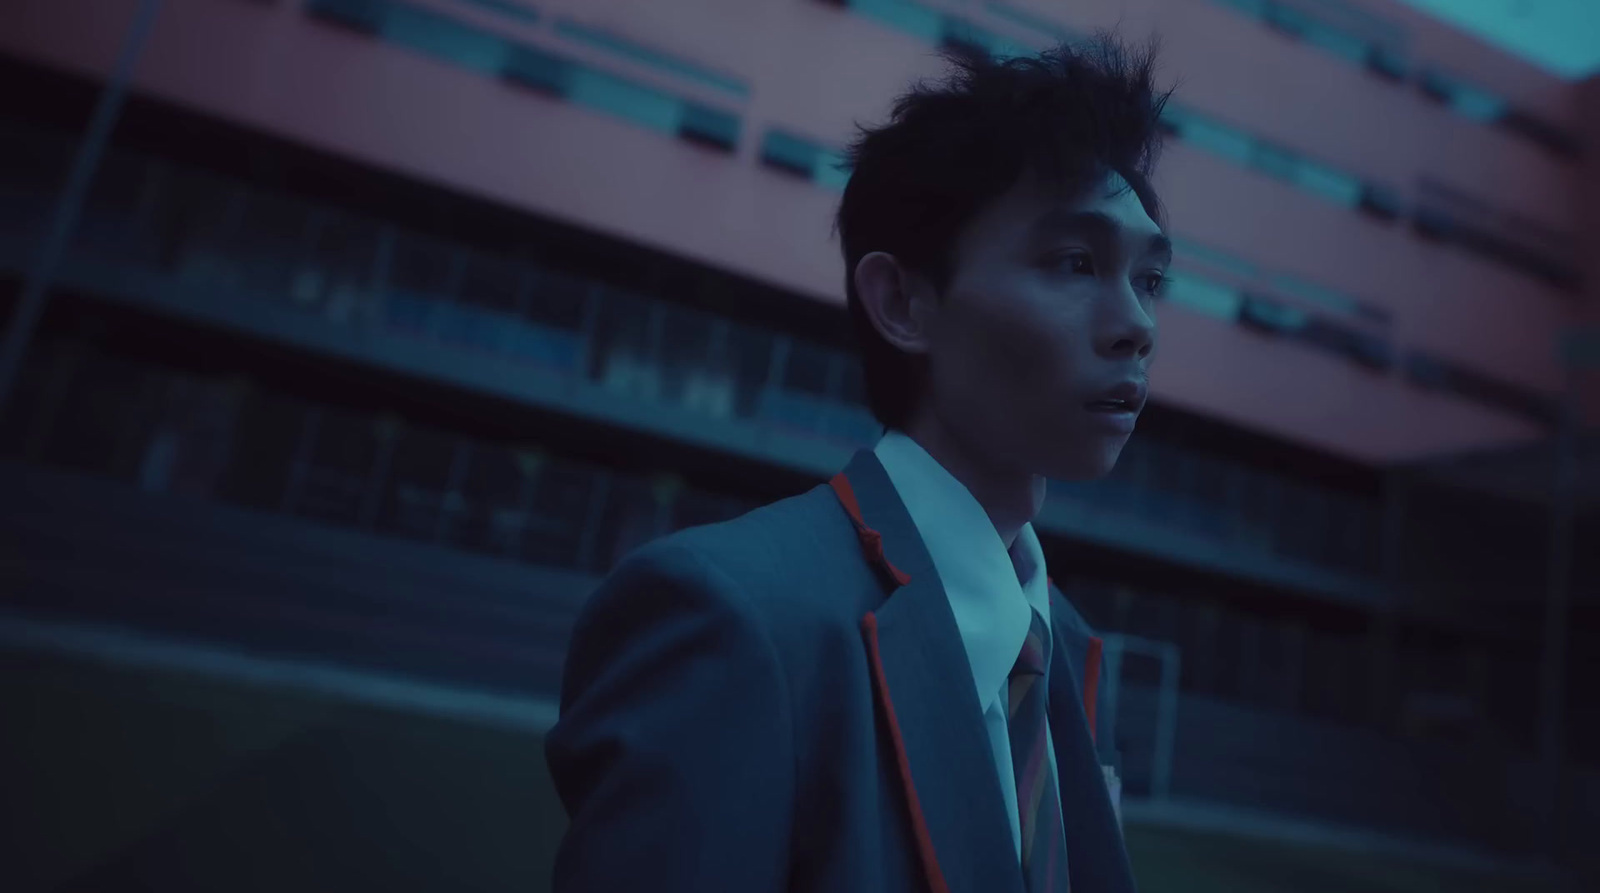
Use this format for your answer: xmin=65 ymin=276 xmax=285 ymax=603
xmin=1039 ymin=443 xmax=1124 ymax=483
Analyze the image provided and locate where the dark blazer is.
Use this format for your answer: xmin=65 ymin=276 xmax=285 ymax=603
xmin=546 ymin=448 xmax=1134 ymax=893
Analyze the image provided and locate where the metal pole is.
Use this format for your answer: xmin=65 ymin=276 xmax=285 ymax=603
xmin=0 ymin=0 xmax=164 ymax=419
xmin=1152 ymin=642 xmax=1181 ymax=803
xmin=1535 ymin=373 xmax=1579 ymax=854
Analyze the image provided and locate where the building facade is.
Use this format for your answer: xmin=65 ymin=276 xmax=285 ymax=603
xmin=1 ymin=0 xmax=1597 ymax=883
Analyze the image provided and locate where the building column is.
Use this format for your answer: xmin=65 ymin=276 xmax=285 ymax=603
xmin=1369 ymin=469 xmax=1409 ymax=730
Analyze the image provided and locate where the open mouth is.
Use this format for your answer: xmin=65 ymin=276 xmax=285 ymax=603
xmin=1086 ymin=398 xmax=1135 ymax=412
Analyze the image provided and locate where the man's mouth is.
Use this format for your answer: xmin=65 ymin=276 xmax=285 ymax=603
xmin=1086 ymin=398 xmax=1135 ymax=412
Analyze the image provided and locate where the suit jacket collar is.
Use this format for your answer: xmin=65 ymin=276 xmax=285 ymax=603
xmin=872 ymin=431 xmax=1050 ymax=716
xmin=839 ymin=449 xmax=1137 ymax=893
xmin=839 ymin=449 xmax=1024 ymax=893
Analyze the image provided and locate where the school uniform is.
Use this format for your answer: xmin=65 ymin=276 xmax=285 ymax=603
xmin=546 ymin=434 xmax=1132 ymax=892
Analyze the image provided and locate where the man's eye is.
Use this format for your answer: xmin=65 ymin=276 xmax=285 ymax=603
xmin=1136 ymin=272 xmax=1168 ymax=295
xmin=1049 ymin=252 xmax=1095 ymax=275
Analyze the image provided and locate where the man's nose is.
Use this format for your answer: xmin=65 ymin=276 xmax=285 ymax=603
xmin=1095 ymin=286 xmax=1157 ymax=360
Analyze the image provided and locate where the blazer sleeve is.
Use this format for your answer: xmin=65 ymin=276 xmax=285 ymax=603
xmin=544 ymin=541 xmax=795 ymax=893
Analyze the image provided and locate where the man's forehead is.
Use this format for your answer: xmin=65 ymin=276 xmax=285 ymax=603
xmin=1030 ymin=191 xmax=1163 ymax=240
xmin=1019 ymin=171 xmax=1160 ymax=234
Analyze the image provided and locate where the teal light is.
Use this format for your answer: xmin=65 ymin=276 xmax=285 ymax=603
xmin=1164 ymin=274 xmax=1245 ymax=321
xmin=456 ymin=0 xmax=537 ymax=25
xmin=1270 ymin=275 xmax=1362 ymax=318
xmin=850 ymin=0 xmax=943 ymax=44
xmin=555 ymin=20 xmax=750 ymax=98
xmin=983 ymin=0 xmax=1075 ymax=42
xmin=760 ymin=131 xmax=821 ymax=176
xmin=1179 ymin=113 xmax=1254 ymax=167
xmin=1390 ymin=0 xmax=1600 ymax=80
xmin=1170 ymin=236 xmax=1258 ymax=280
xmin=383 ymin=4 xmax=509 ymax=74
xmin=1292 ymin=160 xmax=1364 ymax=208
xmin=566 ymin=68 xmax=680 ymax=134
xmin=814 ymin=150 xmax=852 ymax=192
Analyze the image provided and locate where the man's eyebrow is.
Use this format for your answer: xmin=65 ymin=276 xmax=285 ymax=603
xmin=1032 ymin=209 xmax=1172 ymax=261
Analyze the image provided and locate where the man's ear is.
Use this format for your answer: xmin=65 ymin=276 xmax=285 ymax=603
xmin=853 ymin=251 xmax=936 ymax=355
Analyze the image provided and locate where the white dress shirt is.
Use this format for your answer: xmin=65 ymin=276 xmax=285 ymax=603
xmin=874 ymin=431 xmax=1061 ymax=862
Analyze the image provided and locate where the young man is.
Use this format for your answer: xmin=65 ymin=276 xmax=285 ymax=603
xmin=547 ymin=35 xmax=1172 ymax=893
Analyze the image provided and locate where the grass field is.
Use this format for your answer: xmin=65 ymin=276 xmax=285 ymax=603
xmin=1124 ymin=823 xmax=1576 ymax=893
xmin=3 ymin=636 xmax=1587 ymax=893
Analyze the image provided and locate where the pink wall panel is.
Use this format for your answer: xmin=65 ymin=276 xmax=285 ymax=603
xmin=1155 ymin=145 xmax=1573 ymax=393
xmin=0 ymin=0 xmax=1581 ymax=461
xmin=1150 ymin=305 xmax=1542 ymax=462
xmin=1001 ymin=0 xmax=1576 ymax=232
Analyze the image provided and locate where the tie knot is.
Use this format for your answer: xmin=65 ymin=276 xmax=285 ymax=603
xmin=1010 ymin=611 xmax=1050 ymax=678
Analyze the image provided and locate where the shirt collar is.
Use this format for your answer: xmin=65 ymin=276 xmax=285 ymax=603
xmin=873 ymin=431 xmax=1052 ymax=713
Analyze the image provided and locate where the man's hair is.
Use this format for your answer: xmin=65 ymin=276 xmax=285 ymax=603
xmin=835 ymin=35 xmax=1173 ymax=431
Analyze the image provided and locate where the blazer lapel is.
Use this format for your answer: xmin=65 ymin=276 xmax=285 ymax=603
xmin=1047 ymin=600 xmax=1137 ymax=893
xmin=836 ymin=450 xmax=1023 ymax=893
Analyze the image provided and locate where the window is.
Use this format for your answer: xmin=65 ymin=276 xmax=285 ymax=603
xmin=503 ymin=45 xmax=571 ymax=95
xmin=459 ymin=0 xmax=537 ymax=24
xmin=1412 ymin=182 xmax=1580 ymax=292
xmin=307 ymin=0 xmax=386 ymax=34
xmin=555 ymin=20 xmax=748 ymax=98
xmin=1303 ymin=318 xmax=1391 ymax=370
xmin=1405 ymin=353 xmax=1556 ymax=424
xmin=384 ymin=3 xmax=509 ymax=74
xmin=528 ymin=458 xmax=604 ymax=570
xmin=1235 ymin=293 xmax=1392 ymax=370
xmin=1270 ymin=274 xmax=1388 ymax=324
xmin=1173 ymin=110 xmax=1254 ymax=166
xmin=1213 ymin=0 xmax=1409 ymax=78
xmin=678 ymin=103 xmax=741 ymax=153
xmin=814 ymin=150 xmax=852 ymax=191
xmin=1499 ymin=110 xmax=1582 ymax=160
xmin=308 ymin=1 xmax=737 ymax=154
xmin=983 ymin=1 xmax=1075 ymax=42
xmin=375 ymin=426 xmax=465 ymax=541
xmin=566 ymin=68 xmax=680 ymax=134
xmin=1171 ymin=236 xmax=1258 ymax=281
xmin=760 ymin=130 xmax=850 ymax=190
xmin=289 ymin=408 xmax=387 ymax=526
xmin=829 ymin=0 xmax=1037 ymax=60
xmin=1291 ymin=158 xmax=1364 ymax=208
xmin=847 ymin=0 xmax=943 ymax=44
xmin=1364 ymin=45 xmax=1407 ymax=81
xmin=1165 ymin=104 xmax=1385 ymax=213
xmin=1251 ymin=140 xmax=1300 ymax=182
xmin=1164 ymin=272 xmax=1244 ymax=321
xmin=760 ymin=130 xmax=820 ymax=179
xmin=940 ymin=16 xmax=1030 ymax=59
xmin=1417 ymin=69 xmax=1504 ymax=123
xmin=1419 ymin=68 xmax=1582 ymax=159
xmin=1357 ymin=184 xmax=1402 ymax=221
xmin=1238 ymin=294 xmax=1309 ymax=336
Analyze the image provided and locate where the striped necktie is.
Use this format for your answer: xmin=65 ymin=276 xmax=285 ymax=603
xmin=1008 ymin=611 xmax=1070 ymax=892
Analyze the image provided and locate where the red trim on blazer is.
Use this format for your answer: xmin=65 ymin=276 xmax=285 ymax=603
xmin=1049 ymin=576 xmax=1104 ymax=744
xmin=862 ymin=613 xmax=951 ymax=893
xmin=829 ymin=473 xmax=911 ymax=587
xmin=1084 ymin=636 xmax=1104 ymax=743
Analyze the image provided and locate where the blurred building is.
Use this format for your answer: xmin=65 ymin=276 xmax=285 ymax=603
xmin=1 ymin=0 xmax=1597 ymax=889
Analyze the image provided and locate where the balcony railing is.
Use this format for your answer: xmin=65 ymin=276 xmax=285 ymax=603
xmin=0 ymin=120 xmax=1386 ymax=587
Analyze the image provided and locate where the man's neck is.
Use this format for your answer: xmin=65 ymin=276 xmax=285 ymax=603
xmin=897 ymin=419 xmax=1045 ymax=550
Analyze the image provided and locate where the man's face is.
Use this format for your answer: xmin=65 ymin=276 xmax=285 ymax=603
xmin=919 ymin=171 xmax=1167 ymax=481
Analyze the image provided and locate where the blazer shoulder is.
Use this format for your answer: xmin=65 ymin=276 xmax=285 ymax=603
xmin=625 ymin=482 xmax=883 ymax=656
